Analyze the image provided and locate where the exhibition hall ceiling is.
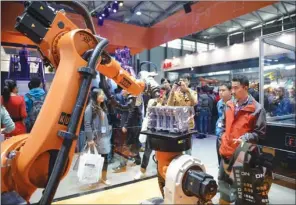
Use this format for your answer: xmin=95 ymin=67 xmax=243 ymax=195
xmin=81 ymin=1 xmax=194 ymax=27
xmin=79 ymin=1 xmax=295 ymax=43
xmin=185 ymin=1 xmax=296 ymax=41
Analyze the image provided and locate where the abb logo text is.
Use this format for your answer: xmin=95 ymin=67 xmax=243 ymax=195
xmin=162 ymin=58 xmax=181 ymax=70
xmin=163 ymin=62 xmax=172 ymax=69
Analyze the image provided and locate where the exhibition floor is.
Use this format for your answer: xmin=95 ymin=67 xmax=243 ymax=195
xmin=30 ymin=136 xmax=295 ymax=204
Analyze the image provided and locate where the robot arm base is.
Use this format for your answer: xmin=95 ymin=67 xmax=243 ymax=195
xmin=164 ymin=155 xmax=217 ymax=204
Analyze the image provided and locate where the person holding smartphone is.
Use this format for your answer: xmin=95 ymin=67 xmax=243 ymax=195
xmin=167 ymin=76 xmax=197 ymax=128
xmin=167 ymin=76 xmax=198 ymax=155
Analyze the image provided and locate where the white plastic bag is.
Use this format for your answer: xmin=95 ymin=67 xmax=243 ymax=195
xmin=77 ymin=146 xmax=104 ymax=184
xmin=139 ymin=117 xmax=148 ymax=143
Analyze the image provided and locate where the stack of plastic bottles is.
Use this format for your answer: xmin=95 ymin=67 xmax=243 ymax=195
xmin=147 ymin=106 xmax=194 ymax=134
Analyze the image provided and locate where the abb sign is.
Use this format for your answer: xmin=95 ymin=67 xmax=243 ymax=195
xmin=163 ymin=61 xmax=173 ymax=69
xmin=162 ymin=58 xmax=181 ymax=70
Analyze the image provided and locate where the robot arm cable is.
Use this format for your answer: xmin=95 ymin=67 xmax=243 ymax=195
xmin=54 ymin=1 xmax=131 ymax=111
xmin=88 ymin=37 xmax=108 ymax=69
xmin=38 ymin=4 xmax=109 ymax=204
xmin=39 ymin=38 xmax=109 ymax=205
xmin=54 ymin=1 xmax=96 ymax=35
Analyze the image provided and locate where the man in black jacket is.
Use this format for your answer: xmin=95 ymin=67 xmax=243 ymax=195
xmin=113 ymin=89 xmax=144 ymax=173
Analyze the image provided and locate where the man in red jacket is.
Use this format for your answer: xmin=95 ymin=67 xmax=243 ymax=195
xmin=218 ymin=75 xmax=266 ymax=204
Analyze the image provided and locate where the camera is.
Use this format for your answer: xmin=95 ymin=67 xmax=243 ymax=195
xmin=175 ymin=82 xmax=181 ymax=86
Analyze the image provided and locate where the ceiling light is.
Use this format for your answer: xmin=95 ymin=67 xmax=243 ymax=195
xmin=102 ymin=13 xmax=105 ymax=17
xmin=264 ymin=64 xmax=284 ymax=71
xmin=266 ymin=20 xmax=275 ymax=25
xmin=98 ymin=17 xmax=104 ymax=26
xmin=104 ymin=8 xmax=110 ymax=17
xmin=119 ymin=1 xmax=123 ymax=7
xmin=228 ymin=28 xmax=236 ymax=32
xmin=136 ymin=11 xmax=142 ymax=15
xmin=230 ymin=31 xmax=243 ymax=36
xmin=112 ymin=2 xmax=119 ymax=10
xmin=113 ymin=9 xmax=117 ymax=13
xmin=252 ymin=25 xmax=262 ymax=30
xmin=286 ymin=65 xmax=295 ymax=70
xmin=244 ymin=21 xmax=253 ymax=27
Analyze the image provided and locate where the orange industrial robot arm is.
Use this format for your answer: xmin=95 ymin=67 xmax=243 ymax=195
xmin=1 ymin=1 xmax=145 ymax=205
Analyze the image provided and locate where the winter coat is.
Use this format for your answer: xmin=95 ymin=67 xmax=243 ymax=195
xmin=219 ymin=96 xmax=266 ymax=159
xmin=84 ymin=104 xmax=112 ymax=154
xmin=272 ymin=97 xmax=293 ymax=116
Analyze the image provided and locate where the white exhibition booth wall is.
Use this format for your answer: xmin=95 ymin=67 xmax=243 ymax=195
xmin=161 ymin=31 xmax=295 ymax=72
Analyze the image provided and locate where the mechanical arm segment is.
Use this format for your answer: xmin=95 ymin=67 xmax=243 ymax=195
xmin=1 ymin=1 xmax=147 ymax=204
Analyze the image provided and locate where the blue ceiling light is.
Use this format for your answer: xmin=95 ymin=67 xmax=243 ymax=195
xmin=98 ymin=17 xmax=104 ymax=26
xmin=98 ymin=1 xmax=122 ymax=26
xmin=104 ymin=7 xmax=110 ymax=17
xmin=112 ymin=2 xmax=119 ymax=11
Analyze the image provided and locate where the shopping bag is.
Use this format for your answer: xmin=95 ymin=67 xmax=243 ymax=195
xmin=228 ymin=142 xmax=271 ymax=205
xmin=77 ymin=146 xmax=104 ymax=184
xmin=233 ymin=162 xmax=269 ymax=205
xmin=73 ymin=144 xmax=88 ymax=171
xmin=139 ymin=117 xmax=148 ymax=143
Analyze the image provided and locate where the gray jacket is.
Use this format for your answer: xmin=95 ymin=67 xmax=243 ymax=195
xmin=84 ymin=104 xmax=112 ymax=154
